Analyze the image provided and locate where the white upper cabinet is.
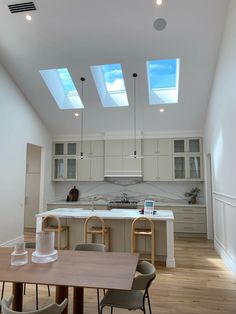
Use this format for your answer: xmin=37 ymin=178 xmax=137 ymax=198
xmin=143 ymin=138 xmax=173 ymax=181
xmin=143 ymin=138 xmax=172 ymax=155
xmin=104 ymin=139 xmax=142 ymax=177
xmin=52 ymin=140 xmax=104 ymax=181
xmin=173 ymin=138 xmax=203 ymax=181
xmin=77 ymin=140 xmax=104 ymax=181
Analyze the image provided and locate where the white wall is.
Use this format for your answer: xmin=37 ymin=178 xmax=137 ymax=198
xmin=0 ymin=64 xmax=54 ymax=245
xmin=204 ymin=0 xmax=236 ymax=274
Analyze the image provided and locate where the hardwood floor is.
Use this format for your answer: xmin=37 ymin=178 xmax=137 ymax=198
xmin=1 ymin=235 xmax=236 ymax=313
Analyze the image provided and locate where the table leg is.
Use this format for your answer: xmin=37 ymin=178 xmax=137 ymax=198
xmin=166 ymin=220 xmax=176 ymax=267
xmin=73 ymin=287 xmax=84 ymax=314
xmin=12 ymin=282 xmax=23 ymax=311
xmin=56 ymin=285 xmax=68 ymax=314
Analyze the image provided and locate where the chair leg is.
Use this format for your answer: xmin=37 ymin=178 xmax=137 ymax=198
xmin=1 ymin=281 xmax=5 ymax=300
xmin=47 ymin=285 xmax=51 ymax=297
xmin=35 ymin=284 xmax=39 ymax=310
xmin=111 ymin=306 xmax=113 ymax=314
xmin=96 ymin=288 xmax=100 ymax=314
xmin=146 ymin=291 xmax=152 ymax=314
xmin=23 ymin=283 xmax=26 ymax=295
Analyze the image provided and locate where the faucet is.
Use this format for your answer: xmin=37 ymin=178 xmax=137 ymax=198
xmin=121 ymin=192 xmax=128 ymax=203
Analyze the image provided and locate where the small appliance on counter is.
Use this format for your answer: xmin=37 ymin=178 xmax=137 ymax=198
xmin=144 ymin=200 xmax=155 ymax=215
xmin=66 ymin=185 xmax=79 ymax=201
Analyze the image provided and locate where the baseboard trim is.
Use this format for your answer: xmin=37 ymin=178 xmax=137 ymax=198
xmin=214 ymin=238 xmax=236 ymax=276
xmin=0 ymin=235 xmax=24 ymax=247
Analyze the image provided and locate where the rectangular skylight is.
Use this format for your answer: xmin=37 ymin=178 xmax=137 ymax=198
xmin=147 ymin=59 xmax=180 ymax=105
xmin=39 ymin=68 xmax=84 ymax=109
xmin=90 ymin=63 xmax=129 ymax=107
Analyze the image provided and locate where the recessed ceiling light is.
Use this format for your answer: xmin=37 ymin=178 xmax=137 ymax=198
xmin=160 ymin=108 xmax=165 ymax=113
xmin=153 ymin=18 xmax=167 ymax=31
xmin=26 ymin=14 xmax=32 ymax=21
xmin=74 ymin=112 xmax=79 ymax=117
xmin=156 ymin=0 xmax=163 ymax=5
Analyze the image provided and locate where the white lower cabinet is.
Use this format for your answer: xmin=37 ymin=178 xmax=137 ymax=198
xmin=171 ymin=206 xmax=206 ymax=233
xmin=143 ymin=155 xmax=173 ymax=181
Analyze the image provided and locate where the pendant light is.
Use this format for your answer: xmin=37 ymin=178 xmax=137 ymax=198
xmin=128 ymin=73 xmax=143 ymax=159
xmin=78 ymin=77 xmax=89 ymax=160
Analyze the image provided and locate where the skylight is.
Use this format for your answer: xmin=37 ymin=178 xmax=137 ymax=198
xmin=147 ymin=59 xmax=180 ymax=105
xmin=39 ymin=68 xmax=84 ymax=109
xmin=90 ymin=63 xmax=129 ymax=107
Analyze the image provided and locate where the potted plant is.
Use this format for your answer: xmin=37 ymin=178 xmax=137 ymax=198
xmin=184 ymin=187 xmax=200 ymax=204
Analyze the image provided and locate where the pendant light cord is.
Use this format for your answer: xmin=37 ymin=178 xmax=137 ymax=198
xmin=133 ymin=73 xmax=138 ymax=157
xmin=80 ymin=77 xmax=85 ymax=158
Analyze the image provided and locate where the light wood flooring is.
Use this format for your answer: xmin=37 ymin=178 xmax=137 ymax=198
xmin=1 ymin=232 xmax=236 ymax=313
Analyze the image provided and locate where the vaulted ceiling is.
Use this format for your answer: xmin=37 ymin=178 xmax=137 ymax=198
xmin=0 ymin=0 xmax=228 ymax=138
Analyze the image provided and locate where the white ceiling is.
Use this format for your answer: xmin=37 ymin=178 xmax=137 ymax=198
xmin=0 ymin=0 xmax=228 ymax=138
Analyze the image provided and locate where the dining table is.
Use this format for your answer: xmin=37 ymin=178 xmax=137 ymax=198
xmin=0 ymin=247 xmax=139 ymax=314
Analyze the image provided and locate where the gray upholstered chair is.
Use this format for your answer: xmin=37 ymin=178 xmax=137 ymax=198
xmin=100 ymin=261 xmax=156 ymax=314
xmin=74 ymin=243 xmax=106 ymax=313
xmin=1 ymin=296 xmax=67 ymax=314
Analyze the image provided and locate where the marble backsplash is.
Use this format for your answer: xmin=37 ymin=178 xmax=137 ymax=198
xmin=54 ymin=179 xmax=205 ymax=204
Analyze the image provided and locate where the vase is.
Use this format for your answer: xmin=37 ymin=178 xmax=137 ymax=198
xmin=191 ymin=196 xmax=197 ymax=204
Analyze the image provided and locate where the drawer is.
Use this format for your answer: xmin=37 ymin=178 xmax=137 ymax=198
xmin=174 ymin=213 xmax=206 ymax=223
xmin=174 ymin=222 xmax=207 ymax=233
xmin=171 ymin=207 xmax=206 ymax=214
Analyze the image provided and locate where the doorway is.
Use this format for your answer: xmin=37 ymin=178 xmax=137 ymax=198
xmin=24 ymin=144 xmax=42 ymax=230
xmin=205 ymin=153 xmax=214 ymax=239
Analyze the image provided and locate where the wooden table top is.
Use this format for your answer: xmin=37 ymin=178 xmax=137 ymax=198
xmin=0 ymin=248 xmax=139 ymax=290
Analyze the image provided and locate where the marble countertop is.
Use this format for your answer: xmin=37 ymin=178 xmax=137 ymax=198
xmin=48 ymin=200 xmax=206 ymax=208
xmin=37 ymin=208 xmax=174 ymax=221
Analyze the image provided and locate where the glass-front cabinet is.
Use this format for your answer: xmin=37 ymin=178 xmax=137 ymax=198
xmin=173 ymin=138 xmax=202 ymax=181
xmin=53 ymin=142 xmax=77 ymax=181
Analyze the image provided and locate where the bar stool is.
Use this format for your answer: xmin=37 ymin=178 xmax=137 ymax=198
xmin=84 ymin=216 xmax=110 ymax=251
xmin=42 ymin=214 xmax=69 ymax=250
xmin=131 ymin=216 xmax=155 ymax=265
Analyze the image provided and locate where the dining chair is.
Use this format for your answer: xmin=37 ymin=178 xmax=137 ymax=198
xmin=74 ymin=243 xmax=106 ymax=314
xmin=131 ymin=217 xmax=155 ymax=265
xmin=100 ymin=260 xmax=156 ymax=314
xmin=1 ymin=295 xmax=67 ymax=314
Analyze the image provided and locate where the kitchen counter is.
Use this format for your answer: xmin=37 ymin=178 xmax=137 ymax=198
xmin=36 ymin=208 xmax=175 ymax=267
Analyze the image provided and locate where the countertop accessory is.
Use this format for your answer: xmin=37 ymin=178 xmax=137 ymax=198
xmin=144 ymin=200 xmax=155 ymax=215
xmin=184 ymin=187 xmax=200 ymax=204
xmin=11 ymin=242 xmax=28 ymax=266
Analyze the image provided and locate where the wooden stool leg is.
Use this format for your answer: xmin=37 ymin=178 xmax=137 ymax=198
xmin=152 ymin=232 xmax=155 ymax=265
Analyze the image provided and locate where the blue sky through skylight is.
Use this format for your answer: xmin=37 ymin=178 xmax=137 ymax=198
xmin=147 ymin=58 xmax=180 ymax=105
xmin=91 ymin=63 xmax=129 ymax=107
xmin=40 ymin=68 xmax=84 ymax=109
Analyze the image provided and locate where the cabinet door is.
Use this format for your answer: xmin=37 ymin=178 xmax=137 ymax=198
xmin=188 ymin=139 xmax=201 ymax=153
xmin=78 ymin=141 xmax=91 ymax=156
xmin=54 ymin=143 xmax=64 ymax=155
xmin=158 ymin=139 xmax=172 ymax=155
xmin=66 ymin=143 xmax=77 ymax=155
xmin=91 ymin=157 xmax=104 ymax=180
xmin=66 ymin=158 xmax=77 ymax=180
xmin=158 ymin=156 xmax=173 ymax=181
xmin=143 ymin=139 xmax=157 ymax=156
xmin=53 ymin=158 xmax=64 ymax=180
xmin=123 ymin=139 xmax=142 ymax=156
xmin=143 ymin=156 xmax=158 ymax=181
xmin=91 ymin=140 xmax=104 ymax=157
xmin=173 ymin=139 xmax=185 ymax=153
xmin=188 ymin=156 xmax=201 ymax=179
xmin=77 ymin=158 xmax=91 ymax=181
xmin=174 ymin=156 xmax=186 ymax=179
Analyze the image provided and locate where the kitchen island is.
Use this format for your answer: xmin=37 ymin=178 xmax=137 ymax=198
xmin=36 ymin=208 xmax=175 ymax=267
